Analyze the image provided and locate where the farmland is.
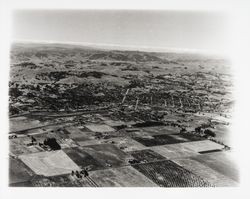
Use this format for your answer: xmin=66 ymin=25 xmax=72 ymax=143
xmin=9 ymin=42 xmax=237 ymax=187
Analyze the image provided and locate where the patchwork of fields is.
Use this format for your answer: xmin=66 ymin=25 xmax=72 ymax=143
xmin=9 ymin=115 xmax=239 ymax=187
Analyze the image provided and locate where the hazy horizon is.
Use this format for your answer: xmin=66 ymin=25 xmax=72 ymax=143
xmin=12 ymin=10 xmax=229 ymax=55
xmin=13 ymin=39 xmax=225 ymax=55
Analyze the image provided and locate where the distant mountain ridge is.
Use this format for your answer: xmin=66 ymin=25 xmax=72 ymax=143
xmin=11 ymin=42 xmax=225 ymax=63
xmin=11 ymin=42 xmax=165 ymax=63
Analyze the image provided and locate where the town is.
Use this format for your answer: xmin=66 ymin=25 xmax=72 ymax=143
xmin=9 ymin=42 xmax=238 ymax=187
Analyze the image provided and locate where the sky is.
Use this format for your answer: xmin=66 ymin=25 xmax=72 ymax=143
xmin=12 ymin=10 xmax=229 ymax=53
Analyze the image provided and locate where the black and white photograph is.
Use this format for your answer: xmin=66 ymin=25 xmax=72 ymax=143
xmin=1 ymin=0 xmax=250 ymax=197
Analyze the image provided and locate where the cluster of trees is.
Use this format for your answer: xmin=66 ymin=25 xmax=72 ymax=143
xmin=9 ymin=87 xmax=23 ymax=98
xmin=195 ymin=126 xmax=216 ymax=137
xmin=9 ymin=81 xmax=127 ymax=113
xmin=37 ymin=70 xmax=109 ymax=82
xmin=127 ymin=78 xmax=145 ymax=88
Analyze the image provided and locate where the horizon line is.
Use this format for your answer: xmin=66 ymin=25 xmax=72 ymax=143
xmin=12 ymin=39 xmax=227 ymax=56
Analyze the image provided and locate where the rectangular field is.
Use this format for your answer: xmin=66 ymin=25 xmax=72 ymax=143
xmin=141 ymin=126 xmax=181 ymax=136
xmin=89 ymin=166 xmax=157 ymax=187
xmin=176 ymin=140 xmax=225 ymax=153
xmin=63 ymin=147 xmax=104 ymax=170
xmin=85 ymin=124 xmax=115 ymax=133
xmin=129 ymin=149 xmax=166 ymax=163
xmin=80 ymin=144 xmax=131 ymax=169
xmin=132 ymin=160 xmax=212 ymax=187
xmin=31 ymin=174 xmax=93 ymax=187
xmin=9 ymin=116 xmax=43 ymax=133
xmin=65 ymin=126 xmax=96 ymax=142
xmin=19 ymin=150 xmax=80 ymax=176
xmin=100 ymin=137 xmax=146 ymax=152
xmin=132 ymin=134 xmax=184 ymax=147
xmin=191 ymin=152 xmax=239 ymax=182
xmin=173 ymin=158 xmax=238 ymax=186
xmin=9 ymin=156 xmax=35 ymax=185
xmin=132 ymin=133 xmax=205 ymax=147
xmin=151 ymin=144 xmax=198 ymax=159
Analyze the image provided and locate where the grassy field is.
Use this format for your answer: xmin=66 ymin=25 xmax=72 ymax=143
xmin=89 ymin=166 xmax=157 ymax=187
xmin=19 ymin=150 xmax=80 ymax=176
xmin=191 ymin=152 xmax=239 ymax=182
xmin=63 ymin=147 xmax=104 ymax=170
xmin=173 ymin=140 xmax=225 ymax=153
xmin=9 ymin=156 xmax=35 ymax=185
xmin=141 ymin=126 xmax=181 ymax=136
xmin=151 ymin=144 xmax=198 ymax=159
xmin=80 ymin=144 xmax=131 ymax=169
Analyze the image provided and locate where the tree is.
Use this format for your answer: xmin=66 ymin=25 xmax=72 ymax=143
xmin=9 ymin=106 xmax=19 ymax=115
xmin=128 ymin=78 xmax=144 ymax=88
xmin=9 ymin=87 xmax=23 ymax=98
xmin=204 ymin=129 xmax=216 ymax=137
xmin=43 ymin=138 xmax=61 ymax=150
xmin=195 ymin=126 xmax=202 ymax=133
xmin=180 ymin=128 xmax=187 ymax=134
